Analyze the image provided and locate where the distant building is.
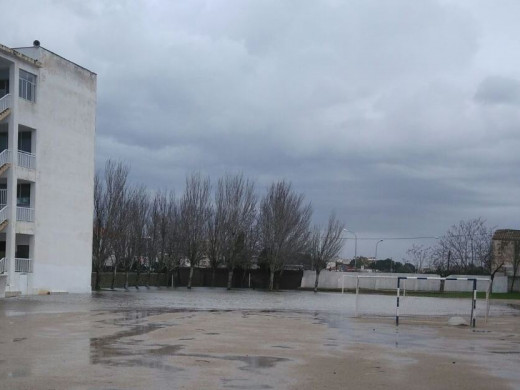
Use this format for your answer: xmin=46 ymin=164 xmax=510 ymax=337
xmin=492 ymin=229 xmax=520 ymax=276
xmin=0 ymin=41 xmax=96 ymax=295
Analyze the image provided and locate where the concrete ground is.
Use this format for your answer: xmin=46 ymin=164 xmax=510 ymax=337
xmin=0 ymin=291 xmax=519 ymax=389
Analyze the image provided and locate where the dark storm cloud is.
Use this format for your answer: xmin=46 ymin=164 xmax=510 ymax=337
xmin=2 ymin=0 xmax=520 ymax=260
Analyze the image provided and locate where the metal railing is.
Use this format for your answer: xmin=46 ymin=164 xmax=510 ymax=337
xmin=0 ymin=257 xmax=5 ymax=273
xmin=18 ymin=151 xmax=36 ymax=170
xmin=16 ymin=207 xmax=34 ymax=222
xmin=15 ymin=258 xmax=32 ymax=273
xmin=0 ymin=94 xmax=11 ymax=112
xmin=0 ymin=205 xmax=8 ymax=224
xmin=0 ymin=149 xmax=11 ymax=167
xmin=0 ymin=189 xmax=6 ymax=207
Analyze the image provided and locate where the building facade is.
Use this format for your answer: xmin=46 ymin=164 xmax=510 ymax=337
xmin=492 ymin=229 xmax=520 ymax=275
xmin=0 ymin=41 xmax=96 ymax=295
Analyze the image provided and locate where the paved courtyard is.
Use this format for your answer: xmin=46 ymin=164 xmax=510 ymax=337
xmin=0 ymin=289 xmax=519 ymax=389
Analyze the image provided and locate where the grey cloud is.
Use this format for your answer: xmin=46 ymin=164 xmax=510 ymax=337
xmin=2 ymin=0 xmax=520 ymax=261
xmin=475 ymin=76 xmax=520 ymax=106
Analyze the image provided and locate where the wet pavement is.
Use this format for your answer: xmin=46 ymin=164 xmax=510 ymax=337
xmin=1 ymin=287 xmax=517 ymax=317
xmin=0 ymin=288 xmax=519 ymax=390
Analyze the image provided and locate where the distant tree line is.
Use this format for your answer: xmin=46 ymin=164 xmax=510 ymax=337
xmin=92 ymin=161 xmax=345 ymax=291
xmin=404 ymin=218 xmax=498 ymax=277
xmin=348 ymin=257 xmax=416 ymax=273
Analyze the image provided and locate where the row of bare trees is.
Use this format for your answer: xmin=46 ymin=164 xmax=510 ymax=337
xmin=405 ymin=218 xmax=500 ymax=277
xmin=93 ymin=161 xmax=345 ymax=291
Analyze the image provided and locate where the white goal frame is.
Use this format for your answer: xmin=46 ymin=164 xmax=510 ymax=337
xmin=342 ymin=274 xmax=491 ymax=328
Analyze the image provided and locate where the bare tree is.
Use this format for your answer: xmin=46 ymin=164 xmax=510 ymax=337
xmin=179 ymin=173 xmax=211 ymax=289
xmin=258 ymin=181 xmax=312 ymax=290
xmin=149 ymin=190 xmax=171 ymax=287
xmin=92 ymin=172 xmax=107 ymax=290
xmin=219 ymin=175 xmax=257 ymax=290
xmin=207 ymin=190 xmax=225 ymax=287
xmin=309 ymin=213 xmax=345 ymax=293
xmin=432 ymin=218 xmax=493 ymax=275
xmin=405 ymin=244 xmax=432 ymax=273
xmin=165 ymin=194 xmax=183 ymax=287
xmin=92 ymin=160 xmax=129 ymax=290
xmin=126 ymin=186 xmax=150 ymax=288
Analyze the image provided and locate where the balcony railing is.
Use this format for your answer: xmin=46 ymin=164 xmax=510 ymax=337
xmin=0 ymin=257 xmax=6 ymax=273
xmin=0 ymin=149 xmax=11 ymax=167
xmin=15 ymin=258 xmax=32 ymax=273
xmin=0 ymin=205 xmax=8 ymax=224
xmin=16 ymin=207 xmax=34 ymax=222
xmin=0 ymin=189 xmax=6 ymax=207
xmin=18 ymin=151 xmax=36 ymax=170
xmin=0 ymin=94 xmax=11 ymax=113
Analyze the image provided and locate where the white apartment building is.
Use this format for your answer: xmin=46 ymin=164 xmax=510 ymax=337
xmin=0 ymin=41 xmax=96 ymax=295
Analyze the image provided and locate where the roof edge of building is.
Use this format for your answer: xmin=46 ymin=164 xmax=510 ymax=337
xmin=13 ymin=45 xmax=97 ymax=76
xmin=0 ymin=43 xmax=43 ymax=67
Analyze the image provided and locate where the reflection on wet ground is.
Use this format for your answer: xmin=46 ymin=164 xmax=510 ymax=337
xmin=1 ymin=287 xmax=518 ymax=318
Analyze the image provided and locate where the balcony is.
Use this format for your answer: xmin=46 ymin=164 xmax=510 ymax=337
xmin=0 ymin=149 xmax=11 ymax=176
xmin=0 ymin=188 xmax=36 ymax=224
xmin=0 ymin=257 xmax=33 ymax=273
xmin=15 ymin=258 xmax=32 ymax=273
xmin=18 ymin=150 xmax=36 ymax=170
xmin=0 ymin=94 xmax=11 ymax=121
xmin=0 ymin=205 xmax=8 ymax=232
xmin=17 ymin=207 xmax=34 ymax=222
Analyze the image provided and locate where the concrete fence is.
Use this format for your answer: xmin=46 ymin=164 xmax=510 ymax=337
xmin=301 ymin=271 xmax=509 ymax=293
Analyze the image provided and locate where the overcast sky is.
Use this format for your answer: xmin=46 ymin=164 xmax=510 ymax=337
xmin=2 ymin=0 xmax=519 ymax=262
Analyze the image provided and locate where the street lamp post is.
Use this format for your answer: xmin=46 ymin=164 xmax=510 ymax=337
xmin=375 ymin=239 xmax=383 ymax=260
xmin=344 ymin=228 xmax=358 ymax=270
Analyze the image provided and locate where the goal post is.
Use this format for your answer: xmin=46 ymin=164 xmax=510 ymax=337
xmin=342 ymin=274 xmax=491 ymax=328
xmin=396 ymin=276 xmax=491 ymax=328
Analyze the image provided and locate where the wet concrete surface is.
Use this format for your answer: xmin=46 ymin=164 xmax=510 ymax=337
xmin=0 ymin=288 xmax=519 ymax=389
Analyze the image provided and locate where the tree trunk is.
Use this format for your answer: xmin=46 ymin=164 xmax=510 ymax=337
xmin=212 ymin=267 xmax=216 ymax=287
xmin=94 ymin=268 xmax=100 ymax=291
xmin=314 ymin=270 xmax=320 ymax=293
xmin=227 ymin=269 xmax=234 ymax=290
xmin=124 ymin=270 xmax=129 ymax=290
xmin=156 ymin=270 xmax=162 ymax=287
xmin=187 ymin=266 xmax=194 ymax=289
xmin=439 ymin=279 xmax=445 ymax=293
xmin=269 ymin=270 xmax=275 ymax=291
xmin=147 ymin=269 xmax=151 ymax=288
xmin=111 ymin=266 xmax=117 ymax=290
xmin=511 ymin=268 xmax=518 ymax=292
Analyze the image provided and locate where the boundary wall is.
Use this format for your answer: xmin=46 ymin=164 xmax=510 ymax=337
xmin=301 ymin=271 xmax=508 ymax=293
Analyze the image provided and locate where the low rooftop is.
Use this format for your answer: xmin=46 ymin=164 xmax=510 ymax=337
xmin=492 ymin=229 xmax=520 ymax=241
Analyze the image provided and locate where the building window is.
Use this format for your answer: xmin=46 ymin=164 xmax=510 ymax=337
xmin=17 ymin=183 xmax=31 ymax=207
xmin=18 ymin=131 xmax=32 ymax=153
xmin=19 ymin=70 xmax=36 ymax=102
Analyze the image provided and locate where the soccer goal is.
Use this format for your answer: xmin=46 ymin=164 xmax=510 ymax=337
xmin=342 ymin=274 xmax=491 ymax=328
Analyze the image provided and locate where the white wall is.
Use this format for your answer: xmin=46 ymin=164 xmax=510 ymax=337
xmin=302 ymin=271 xmax=508 ymax=293
xmin=7 ymin=46 xmax=96 ymax=294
